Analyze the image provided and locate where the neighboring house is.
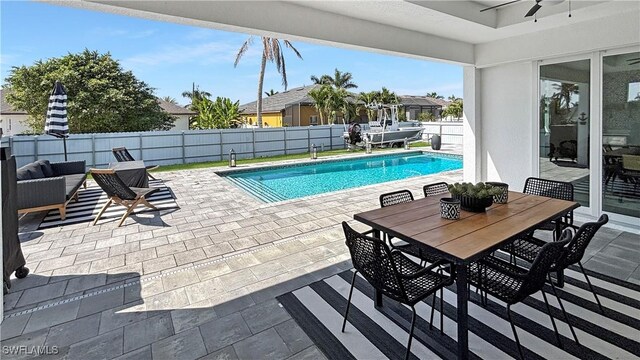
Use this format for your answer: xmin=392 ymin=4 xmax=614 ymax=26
xmin=398 ymin=95 xmax=448 ymax=120
xmin=0 ymin=89 xmax=194 ymax=135
xmin=0 ymin=90 xmax=30 ymax=136
xmin=240 ymin=85 xmax=326 ymax=127
xmin=156 ymin=99 xmax=195 ymax=131
xmin=240 ymin=85 xmax=447 ymax=127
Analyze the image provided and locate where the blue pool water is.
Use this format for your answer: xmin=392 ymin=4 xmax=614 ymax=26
xmin=221 ymin=152 xmax=462 ymax=202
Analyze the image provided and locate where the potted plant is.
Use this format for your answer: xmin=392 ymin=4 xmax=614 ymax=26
xmin=447 ymin=182 xmax=502 ymax=212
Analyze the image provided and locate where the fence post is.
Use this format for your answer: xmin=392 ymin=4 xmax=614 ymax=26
xmin=91 ymin=134 xmax=96 ymax=167
xmin=182 ymin=131 xmax=186 ymax=164
xmin=138 ymin=132 xmax=143 ymax=160
xmin=252 ymin=128 xmax=256 ymax=159
xmin=283 ymin=128 xmax=288 ymax=155
xmin=34 ymin=136 xmax=38 ymax=160
xmin=219 ymin=130 xmax=224 ymax=161
xmin=307 ymin=127 xmax=311 ymax=153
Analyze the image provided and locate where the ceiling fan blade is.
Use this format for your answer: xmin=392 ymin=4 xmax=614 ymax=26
xmin=480 ymin=0 xmax=522 ymax=12
xmin=629 ymin=61 xmax=640 ymax=65
xmin=627 ymin=57 xmax=640 ymax=61
xmin=525 ymin=2 xmax=542 ymax=17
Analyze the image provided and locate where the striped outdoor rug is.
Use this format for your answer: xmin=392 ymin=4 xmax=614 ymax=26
xmin=573 ymin=175 xmax=640 ymax=200
xmin=278 ymin=264 xmax=640 ymax=360
xmin=38 ymin=179 xmax=179 ymax=229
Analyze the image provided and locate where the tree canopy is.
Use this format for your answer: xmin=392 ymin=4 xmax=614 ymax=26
xmin=5 ymin=49 xmax=175 ymax=133
xmin=310 ymin=69 xmax=358 ymax=89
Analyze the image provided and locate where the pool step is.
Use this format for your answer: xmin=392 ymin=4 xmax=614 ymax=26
xmin=227 ymin=176 xmax=288 ymax=203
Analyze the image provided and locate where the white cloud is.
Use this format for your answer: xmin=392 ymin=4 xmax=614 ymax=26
xmin=90 ymin=27 xmax=157 ymax=39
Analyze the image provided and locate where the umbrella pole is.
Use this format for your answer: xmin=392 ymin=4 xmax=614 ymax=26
xmin=63 ymin=137 xmax=68 ymax=161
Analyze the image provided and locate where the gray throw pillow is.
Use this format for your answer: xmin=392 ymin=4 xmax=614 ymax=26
xmin=37 ymin=160 xmax=55 ymax=177
xmin=24 ymin=162 xmax=45 ymax=179
xmin=16 ymin=166 xmax=32 ymax=181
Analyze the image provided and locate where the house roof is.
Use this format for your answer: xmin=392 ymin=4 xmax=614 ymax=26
xmin=240 ymin=85 xmax=322 ymax=114
xmin=0 ymin=89 xmax=27 ymax=115
xmin=0 ymin=89 xmax=195 ymax=115
xmin=398 ymin=95 xmax=446 ymax=107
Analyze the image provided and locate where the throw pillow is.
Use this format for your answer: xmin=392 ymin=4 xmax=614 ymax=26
xmin=24 ymin=162 xmax=45 ymax=179
xmin=16 ymin=166 xmax=32 ymax=181
xmin=37 ymin=160 xmax=55 ymax=177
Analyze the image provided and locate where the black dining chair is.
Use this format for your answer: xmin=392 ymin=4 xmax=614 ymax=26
xmin=469 ymin=232 xmax=572 ymax=360
xmin=423 ymin=182 xmax=449 ymax=197
xmin=112 ymin=147 xmax=159 ymax=180
xmin=505 ymin=214 xmax=609 ymax=314
xmin=523 ymin=177 xmax=576 ymax=234
xmin=341 ymin=222 xmax=455 ymax=360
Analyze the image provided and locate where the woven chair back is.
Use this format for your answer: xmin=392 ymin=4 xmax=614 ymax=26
xmin=516 ymin=231 xmax=571 ymax=302
xmin=380 ymin=190 xmax=414 ymax=208
xmin=112 ymin=147 xmax=135 ymax=162
xmin=342 ymin=222 xmax=407 ymax=303
xmin=523 ymin=177 xmax=574 ymax=201
xmin=559 ymin=214 xmax=609 ymax=268
xmin=424 ymin=182 xmax=449 ymax=197
xmin=90 ymin=169 xmax=138 ymax=200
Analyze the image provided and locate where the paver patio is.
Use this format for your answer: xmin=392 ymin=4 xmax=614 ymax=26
xmin=2 ymin=147 xmax=637 ymax=359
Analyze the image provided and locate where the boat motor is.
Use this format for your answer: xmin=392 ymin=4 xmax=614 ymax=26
xmin=348 ymin=123 xmax=363 ymax=145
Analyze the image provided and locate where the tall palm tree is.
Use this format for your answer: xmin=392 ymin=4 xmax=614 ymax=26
xmin=426 ymin=92 xmax=444 ymax=100
xmin=235 ymin=36 xmax=302 ymax=128
xmin=310 ymin=69 xmax=357 ymax=89
xmin=181 ymin=84 xmax=211 ymax=103
xmin=358 ymin=91 xmax=378 ymax=121
xmin=264 ymin=89 xmax=279 ymax=97
xmin=162 ymin=96 xmax=178 ymax=105
xmin=310 ymin=74 xmax=332 ymax=85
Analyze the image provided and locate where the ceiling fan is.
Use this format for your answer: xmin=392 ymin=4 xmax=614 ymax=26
xmin=480 ymin=0 xmax=566 ymax=18
xmin=628 ymin=58 xmax=640 ymax=66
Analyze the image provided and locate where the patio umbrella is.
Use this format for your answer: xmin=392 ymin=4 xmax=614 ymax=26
xmin=45 ymin=81 xmax=70 ymax=160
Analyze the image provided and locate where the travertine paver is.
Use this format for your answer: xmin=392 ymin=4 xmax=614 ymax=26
xmin=4 ymin=147 xmax=637 ymax=359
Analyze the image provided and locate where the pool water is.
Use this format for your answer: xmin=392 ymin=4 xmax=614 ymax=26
xmin=221 ymin=152 xmax=462 ymax=202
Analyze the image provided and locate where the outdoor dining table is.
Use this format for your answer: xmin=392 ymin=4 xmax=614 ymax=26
xmin=353 ymin=191 xmax=580 ymax=360
xmin=110 ymin=160 xmax=149 ymax=188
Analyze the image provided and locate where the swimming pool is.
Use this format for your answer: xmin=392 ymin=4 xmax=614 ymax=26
xmin=219 ymin=152 xmax=462 ymax=202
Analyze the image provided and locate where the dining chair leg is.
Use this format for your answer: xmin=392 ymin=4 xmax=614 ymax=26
xmin=429 ymin=293 xmax=436 ymax=331
xmin=507 ymin=305 xmax=525 ymax=360
xmin=92 ymin=199 xmax=113 ymax=225
xmin=541 ymin=288 xmax=562 ymax=347
xmin=439 ymin=287 xmax=445 ymax=335
xmin=578 ymin=262 xmax=604 ymax=313
xmin=342 ymin=271 xmax=358 ymax=332
xmin=548 ymin=274 xmax=580 ymax=345
xmin=405 ymin=306 xmax=417 ymax=360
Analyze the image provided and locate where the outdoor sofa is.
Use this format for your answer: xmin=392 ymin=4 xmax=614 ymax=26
xmin=16 ymin=160 xmax=87 ymax=220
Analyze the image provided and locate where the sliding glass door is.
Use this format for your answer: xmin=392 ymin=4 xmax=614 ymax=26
xmin=602 ymin=52 xmax=640 ymax=218
xmin=539 ymin=59 xmax=591 ymax=207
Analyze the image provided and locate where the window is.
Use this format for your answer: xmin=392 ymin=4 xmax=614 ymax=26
xmin=628 ymin=82 xmax=640 ymax=102
xmin=309 ymin=115 xmax=318 ymax=125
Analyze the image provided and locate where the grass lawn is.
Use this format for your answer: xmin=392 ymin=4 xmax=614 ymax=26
xmin=150 ymin=141 xmax=431 ymax=173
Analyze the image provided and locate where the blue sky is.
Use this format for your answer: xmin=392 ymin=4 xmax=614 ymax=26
xmin=1 ymin=1 xmax=462 ymax=105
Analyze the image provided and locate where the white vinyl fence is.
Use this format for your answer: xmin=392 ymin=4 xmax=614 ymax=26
xmin=420 ymin=121 xmax=463 ymax=145
xmin=0 ymin=122 xmax=463 ymax=169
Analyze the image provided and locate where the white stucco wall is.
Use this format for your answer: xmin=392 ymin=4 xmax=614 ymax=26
xmin=170 ymin=115 xmax=190 ymax=131
xmin=0 ymin=115 xmax=31 ymax=136
xmin=479 ymin=62 xmax=534 ymax=190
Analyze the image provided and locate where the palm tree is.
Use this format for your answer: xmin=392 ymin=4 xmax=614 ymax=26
xmin=264 ymin=89 xmax=279 ymax=97
xmin=426 ymin=92 xmax=444 ymax=100
xmin=310 ymin=69 xmax=357 ymax=89
xmin=376 ymin=87 xmax=399 ymax=104
xmin=358 ymin=91 xmax=378 ymax=120
xmin=310 ymin=74 xmax=332 ymax=85
xmin=235 ymin=36 xmax=302 ymax=128
xmin=307 ymin=85 xmax=331 ymax=125
xmin=551 ymin=83 xmax=579 ymax=111
xmin=448 ymin=94 xmax=460 ymax=102
xmin=162 ymin=96 xmax=178 ymax=105
xmin=181 ymin=84 xmax=211 ymax=103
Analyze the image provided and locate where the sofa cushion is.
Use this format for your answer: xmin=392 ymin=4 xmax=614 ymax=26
xmin=63 ymin=174 xmax=87 ymax=200
xmin=18 ymin=162 xmax=45 ymax=180
xmin=37 ymin=160 xmax=55 ymax=177
xmin=16 ymin=167 xmax=32 ymax=181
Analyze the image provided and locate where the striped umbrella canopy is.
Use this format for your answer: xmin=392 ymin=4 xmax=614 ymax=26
xmin=45 ymin=81 xmax=69 ymax=160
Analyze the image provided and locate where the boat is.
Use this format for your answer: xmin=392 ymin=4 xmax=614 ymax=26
xmin=344 ymin=103 xmax=424 ymax=148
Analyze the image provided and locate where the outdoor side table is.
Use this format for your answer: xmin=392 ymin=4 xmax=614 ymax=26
xmin=110 ymin=160 xmax=149 ymax=188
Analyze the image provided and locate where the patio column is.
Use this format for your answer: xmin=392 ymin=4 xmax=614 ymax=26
xmin=463 ymin=66 xmax=482 ymax=183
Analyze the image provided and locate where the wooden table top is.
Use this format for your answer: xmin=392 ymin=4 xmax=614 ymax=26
xmin=353 ymin=191 xmax=580 ymax=263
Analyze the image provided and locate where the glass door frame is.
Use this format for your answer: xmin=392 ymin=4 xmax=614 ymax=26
xmin=533 ymin=46 xmax=640 ymax=228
